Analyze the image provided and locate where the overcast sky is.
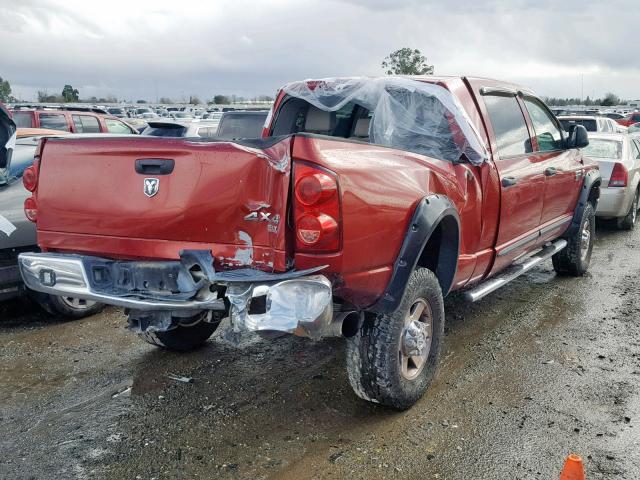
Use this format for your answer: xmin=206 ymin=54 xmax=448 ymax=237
xmin=2 ymin=0 xmax=639 ymax=102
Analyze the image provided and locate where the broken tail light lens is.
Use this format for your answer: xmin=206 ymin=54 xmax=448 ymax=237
xmin=609 ymin=163 xmax=628 ymax=187
xmin=24 ymin=196 xmax=38 ymax=222
xmin=293 ymin=163 xmax=341 ymax=252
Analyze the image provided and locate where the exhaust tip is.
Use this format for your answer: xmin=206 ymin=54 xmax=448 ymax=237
xmin=339 ymin=311 xmax=362 ymax=338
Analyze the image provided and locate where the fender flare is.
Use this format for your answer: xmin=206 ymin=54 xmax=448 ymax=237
xmin=564 ymin=168 xmax=601 ymax=237
xmin=370 ymin=194 xmax=460 ymax=314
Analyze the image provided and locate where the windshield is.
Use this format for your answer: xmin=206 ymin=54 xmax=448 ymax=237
xmin=560 ymin=118 xmax=597 ymax=132
xmin=583 ymin=138 xmax=623 ymax=159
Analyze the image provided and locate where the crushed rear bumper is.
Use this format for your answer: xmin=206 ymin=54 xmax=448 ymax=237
xmin=18 ymin=250 xmax=337 ymax=339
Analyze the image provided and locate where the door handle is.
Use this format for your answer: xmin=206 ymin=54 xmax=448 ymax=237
xmin=545 ymin=167 xmax=557 ymax=177
xmin=135 ymin=158 xmax=175 ymax=175
xmin=501 ymin=176 xmax=517 ymax=187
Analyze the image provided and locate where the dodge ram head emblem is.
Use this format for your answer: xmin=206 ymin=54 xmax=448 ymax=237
xmin=144 ymin=178 xmax=159 ymax=197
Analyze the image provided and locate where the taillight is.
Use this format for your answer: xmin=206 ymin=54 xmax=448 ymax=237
xmin=609 ymin=163 xmax=628 ymax=187
xmin=293 ymin=163 xmax=341 ymax=252
xmin=23 ymin=164 xmax=38 ymax=192
xmin=24 ymin=196 xmax=38 ymax=222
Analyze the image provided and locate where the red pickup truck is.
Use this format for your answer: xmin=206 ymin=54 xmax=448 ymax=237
xmin=18 ymin=76 xmax=600 ymax=409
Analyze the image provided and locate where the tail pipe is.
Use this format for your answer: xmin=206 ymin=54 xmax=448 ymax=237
xmin=329 ymin=310 xmax=363 ymax=338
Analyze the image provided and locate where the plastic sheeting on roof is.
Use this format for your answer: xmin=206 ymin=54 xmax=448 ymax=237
xmin=281 ymin=77 xmax=488 ymax=165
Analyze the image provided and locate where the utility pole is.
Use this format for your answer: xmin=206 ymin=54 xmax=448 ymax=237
xmin=581 ymin=74 xmax=584 ymax=103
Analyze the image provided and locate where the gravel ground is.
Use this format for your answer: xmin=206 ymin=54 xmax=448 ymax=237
xmin=1 ymin=223 xmax=640 ymax=479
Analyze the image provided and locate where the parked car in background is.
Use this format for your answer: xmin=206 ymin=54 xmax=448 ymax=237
xmin=628 ymin=123 xmax=640 ymax=134
xmin=617 ymin=112 xmax=640 ymax=127
xmin=135 ymin=107 xmax=154 ymax=118
xmin=141 ymin=120 xmax=220 ymax=138
xmin=19 ymin=76 xmax=600 ymax=409
xmin=107 ymin=107 xmax=127 ymax=118
xmin=11 ymin=109 xmax=138 ymax=134
xmin=170 ymin=112 xmax=194 ymax=120
xmin=216 ymin=110 xmax=268 ymax=139
xmin=0 ymin=117 xmax=104 ymax=316
xmin=558 ymin=115 xmax=626 ymax=134
xmin=604 ymin=112 xmax=625 ymax=121
xmin=124 ymin=118 xmax=149 ymax=134
xmin=583 ymin=133 xmax=640 ymax=229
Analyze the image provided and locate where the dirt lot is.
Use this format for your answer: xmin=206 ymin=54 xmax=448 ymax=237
xmin=2 ymin=224 xmax=640 ymax=480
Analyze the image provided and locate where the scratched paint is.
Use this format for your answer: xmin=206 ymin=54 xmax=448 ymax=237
xmin=231 ymin=231 xmax=254 ymax=266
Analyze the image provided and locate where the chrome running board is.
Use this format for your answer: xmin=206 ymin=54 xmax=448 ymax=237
xmin=463 ymin=239 xmax=568 ymax=303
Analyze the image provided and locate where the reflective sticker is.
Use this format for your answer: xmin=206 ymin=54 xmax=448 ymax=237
xmin=0 ymin=214 xmax=16 ymax=237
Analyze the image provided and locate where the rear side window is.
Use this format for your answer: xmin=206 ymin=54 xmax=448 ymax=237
xmin=484 ymin=95 xmax=532 ymax=157
xmin=523 ymin=98 xmax=563 ymax=152
xmin=12 ymin=112 xmax=34 ymax=128
xmin=105 ymin=119 xmax=133 ymax=134
xmin=39 ymin=113 xmax=69 ymax=131
xmin=72 ymin=115 xmax=100 ymax=133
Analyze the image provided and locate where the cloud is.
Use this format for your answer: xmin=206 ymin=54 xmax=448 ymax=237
xmin=1 ymin=0 xmax=639 ymax=101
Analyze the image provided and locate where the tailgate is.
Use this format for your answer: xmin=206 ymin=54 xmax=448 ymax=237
xmin=36 ymin=136 xmax=292 ymax=269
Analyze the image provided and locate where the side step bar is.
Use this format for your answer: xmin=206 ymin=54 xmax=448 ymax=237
xmin=463 ymin=239 xmax=568 ymax=302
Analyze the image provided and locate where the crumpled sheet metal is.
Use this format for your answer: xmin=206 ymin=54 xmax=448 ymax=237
xmin=222 ymin=135 xmax=292 ymax=172
xmin=282 ymin=77 xmax=488 ymax=165
xmin=226 ymin=275 xmax=333 ymax=340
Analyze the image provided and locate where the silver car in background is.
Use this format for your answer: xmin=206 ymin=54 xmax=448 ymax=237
xmin=583 ymin=133 xmax=640 ymax=229
xmin=559 ymin=115 xmax=627 ymax=134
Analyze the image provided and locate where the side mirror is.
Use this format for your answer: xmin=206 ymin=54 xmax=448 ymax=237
xmin=566 ymin=124 xmax=589 ymax=149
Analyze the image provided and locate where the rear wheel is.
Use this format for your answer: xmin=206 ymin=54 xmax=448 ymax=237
xmin=35 ymin=293 xmax=104 ymax=319
xmin=617 ymin=189 xmax=639 ymax=230
xmin=552 ymin=202 xmax=595 ymax=276
xmin=137 ymin=311 xmax=220 ymax=351
xmin=346 ymin=268 xmax=444 ymax=410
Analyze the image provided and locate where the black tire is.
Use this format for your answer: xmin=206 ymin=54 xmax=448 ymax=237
xmin=34 ymin=293 xmax=104 ymax=319
xmin=552 ymin=202 xmax=595 ymax=276
xmin=138 ymin=312 xmax=220 ymax=351
xmin=346 ymin=268 xmax=445 ymax=410
xmin=617 ymin=189 xmax=638 ymax=231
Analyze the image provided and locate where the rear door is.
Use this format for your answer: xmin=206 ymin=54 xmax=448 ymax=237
xmin=481 ymin=91 xmax=545 ymax=263
xmin=521 ymin=96 xmax=581 ymax=234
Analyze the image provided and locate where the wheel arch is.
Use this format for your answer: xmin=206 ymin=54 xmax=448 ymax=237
xmin=370 ymin=195 xmax=460 ymax=314
xmin=564 ymin=168 xmax=601 ymax=237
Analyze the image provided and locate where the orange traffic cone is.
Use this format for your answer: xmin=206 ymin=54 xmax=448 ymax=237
xmin=560 ymin=454 xmax=585 ymax=480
